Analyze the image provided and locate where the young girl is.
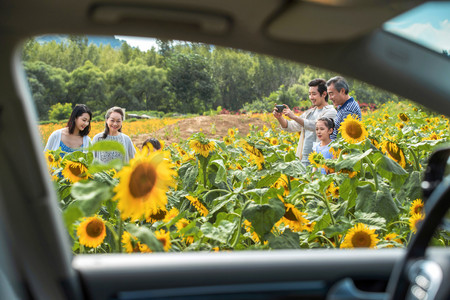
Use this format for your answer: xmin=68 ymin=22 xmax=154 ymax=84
xmin=92 ymin=106 xmax=136 ymax=164
xmin=44 ymin=104 xmax=92 ymax=156
xmin=312 ymin=117 xmax=334 ymax=174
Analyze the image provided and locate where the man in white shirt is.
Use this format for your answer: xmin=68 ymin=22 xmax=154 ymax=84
xmin=273 ymin=78 xmax=337 ymax=167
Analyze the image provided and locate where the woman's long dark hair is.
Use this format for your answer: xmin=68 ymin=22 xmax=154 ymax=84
xmin=102 ymin=107 xmax=124 ymax=139
xmin=66 ymin=104 xmax=92 ymax=136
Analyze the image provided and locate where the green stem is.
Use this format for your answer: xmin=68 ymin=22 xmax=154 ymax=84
xmin=231 ymin=200 xmax=252 ymax=248
xmin=316 ymin=234 xmax=336 ymax=248
xmin=105 ymin=222 xmax=119 ymax=252
xmin=117 ymin=218 xmax=123 ymax=253
xmin=364 ymin=157 xmax=379 ymax=190
xmin=409 ymin=148 xmax=421 ymax=171
xmin=203 ymin=189 xmax=230 ymax=199
xmin=301 ymin=192 xmax=335 ymax=225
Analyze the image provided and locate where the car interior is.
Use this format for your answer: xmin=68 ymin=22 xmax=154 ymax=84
xmin=0 ymin=0 xmax=449 ymax=299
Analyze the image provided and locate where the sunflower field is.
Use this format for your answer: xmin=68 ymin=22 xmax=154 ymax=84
xmin=43 ymin=101 xmax=449 ymax=253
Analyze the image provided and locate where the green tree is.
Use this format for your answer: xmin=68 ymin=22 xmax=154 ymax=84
xmin=48 ymin=103 xmax=72 ymax=121
xmin=66 ymin=61 xmax=107 ymax=111
xmin=167 ymin=53 xmax=217 ymax=113
xmin=23 ymin=61 xmax=69 ymax=119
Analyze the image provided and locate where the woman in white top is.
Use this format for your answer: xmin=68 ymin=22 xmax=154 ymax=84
xmin=44 ymin=104 xmax=92 ymax=156
xmin=92 ymin=106 xmax=136 ymax=164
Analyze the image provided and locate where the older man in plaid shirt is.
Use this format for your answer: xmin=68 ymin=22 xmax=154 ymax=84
xmin=326 ymin=76 xmax=362 ymax=140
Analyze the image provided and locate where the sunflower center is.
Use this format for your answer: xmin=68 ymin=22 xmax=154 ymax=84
xmin=284 ymin=207 xmax=298 ymax=221
xmin=69 ymin=164 xmax=82 ymax=176
xmin=86 ymin=219 xmax=104 ymax=238
xmin=48 ymin=155 xmax=54 ymax=163
xmin=129 ymin=163 xmax=157 ymax=198
xmin=150 ymin=209 xmax=167 ymax=221
xmin=387 ymin=143 xmax=402 ymax=162
xmin=158 ymin=237 xmax=168 ymax=246
xmin=351 ymin=232 xmax=371 ymax=247
xmin=346 ymin=122 xmax=363 ymax=139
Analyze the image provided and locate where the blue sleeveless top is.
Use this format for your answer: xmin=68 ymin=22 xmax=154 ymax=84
xmin=59 ymin=141 xmax=75 ymax=158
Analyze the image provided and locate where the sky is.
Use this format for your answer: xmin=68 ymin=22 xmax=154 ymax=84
xmin=115 ymin=35 xmax=159 ymax=51
xmin=383 ymin=2 xmax=450 ymax=53
xmin=116 ymin=2 xmax=450 ymax=54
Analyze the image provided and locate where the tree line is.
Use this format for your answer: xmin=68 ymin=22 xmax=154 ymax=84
xmin=22 ymin=35 xmax=400 ymax=120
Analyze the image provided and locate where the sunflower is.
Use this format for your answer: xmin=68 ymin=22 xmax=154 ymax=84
xmin=381 ymin=140 xmax=406 ymax=168
xmin=186 ymin=195 xmax=208 ymax=216
xmin=383 ymin=114 xmax=389 ymax=120
xmin=61 ymin=160 xmax=89 ymax=183
xmin=44 ymin=150 xmax=61 ymax=169
xmin=384 ymin=233 xmax=403 ymax=248
xmin=339 ymin=168 xmax=357 ymax=178
xmin=162 ymin=207 xmax=179 ymax=223
xmin=243 ymin=220 xmax=260 ymax=243
xmin=155 ymin=229 xmax=171 ymax=252
xmin=340 ymin=223 xmax=379 ymax=249
xmin=409 ymin=199 xmax=424 ymax=216
xmin=146 ymin=207 xmax=168 ymax=223
xmin=113 ymin=150 xmax=176 ymax=221
xmin=77 ymin=216 xmax=106 ymax=248
xmin=308 ymin=151 xmax=324 ymax=168
xmin=409 ymin=213 xmax=425 ymax=234
xmin=240 ymin=140 xmax=265 ymax=169
xmin=189 ymin=139 xmax=215 ymax=157
xmin=276 ymin=203 xmax=310 ymax=232
xmin=398 ymin=112 xmax=410 ymax=122
xmin=272 ymin=174 xmax=289 ymax=196
xmin=339 ymin=114 xmax=368 ymax=144
xmin=422 ymin=133 xmax=441 ymax=141
xmin=395 ymin=122 xmax=405 ymax=130
xmin=369 ymin=137 xmax=380 ymax=149
xmin=326 ymin=182 xmax=339 ymax=199
xmin=330 ymin=147 xmax=342 ymax=159
xmin=269 ymin=137 xmax=279 ymax=146
xmin=228 ymin=128 xmax=236 ymax=137
xmin=223 ymin=136 xmax=234 ymax=146
xmin=121 ymin=231 xmax=151 ymax=253
xmin=175 ymin=218 xmax=190 ymax=230
xmin=263 ymin=125 xmax=269 ymax=132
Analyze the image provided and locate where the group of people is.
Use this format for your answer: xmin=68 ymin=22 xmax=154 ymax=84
xmin=45 ymin=75 xmax=359 ymax=170
xmin=273 ymin=76 xmax=362 ymax=172
xmin=44 ymin=105 xmax=161 ymax=164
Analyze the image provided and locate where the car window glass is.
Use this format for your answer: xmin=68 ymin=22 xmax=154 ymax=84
xmin=24 ymin=35 xmax=450 ymax=254
xmin=383 ymin=1 xmax=450 ymax=57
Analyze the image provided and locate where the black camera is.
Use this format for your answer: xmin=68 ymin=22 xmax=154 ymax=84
xmin=276 ymin=105 xmax=285 ymax=113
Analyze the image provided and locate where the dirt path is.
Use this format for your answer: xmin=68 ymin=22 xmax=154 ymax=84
xmin=132 ymin=114 xmax=272 ymax=148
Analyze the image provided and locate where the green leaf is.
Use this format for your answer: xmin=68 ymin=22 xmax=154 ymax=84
xmin=339 ymin=178 xmax=358 ymax=210
xmin=209 ymin=195 xmax=237 ymax=216
xmin=267 ymin=229 xmax=300 ymax=249
xmin=62 ymin=205 xmax=83 ymax=239
xmin=354 ymin=212 xmax=386 ymax=230
xmin=397 ymin=171 xmax=423 ymax=204
xmin=356 ymin=184 xmax=399 ymax=222
xmin=201 ymin=220 xmax=237 ymax=244
xmin=70 ymin=180 xmax=114 ymax=216
xmin=88 ymin=140 xmax=126 ymax=156
xmin=256 ymin=172 xmax=281 ymax=188
xmin=372 ymin=152 xmax=408 ymax=191
xmin=180 ymin=163 xmax=199 ymax=191
xmin=125 ymin=224 xmax=164 ymax=252
xmin=242 ymin=198 xmax=285 ymax=237
xmin=336 ymin=149 xmax=372 ymax=171
xmin=323 ymin=223 xmax=351 ymax=239
xmin=274 ymin=161 xmax=306 ymax=177
xmin=210 ymin=159 xmax=227 ymax=183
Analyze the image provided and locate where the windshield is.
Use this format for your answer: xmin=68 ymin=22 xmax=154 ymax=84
xmin=25 ymin=33 xmax=449 ymax=254
xmin=383 ymin=1 xmax=450 ymax=57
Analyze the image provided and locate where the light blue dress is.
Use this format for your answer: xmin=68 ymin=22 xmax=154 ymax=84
xmin=312 ymin=141 xmax=333 ymax=174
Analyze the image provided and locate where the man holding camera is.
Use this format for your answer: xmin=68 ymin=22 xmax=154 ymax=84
xmin=273 ymin=78 xmax=337 ymax=167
